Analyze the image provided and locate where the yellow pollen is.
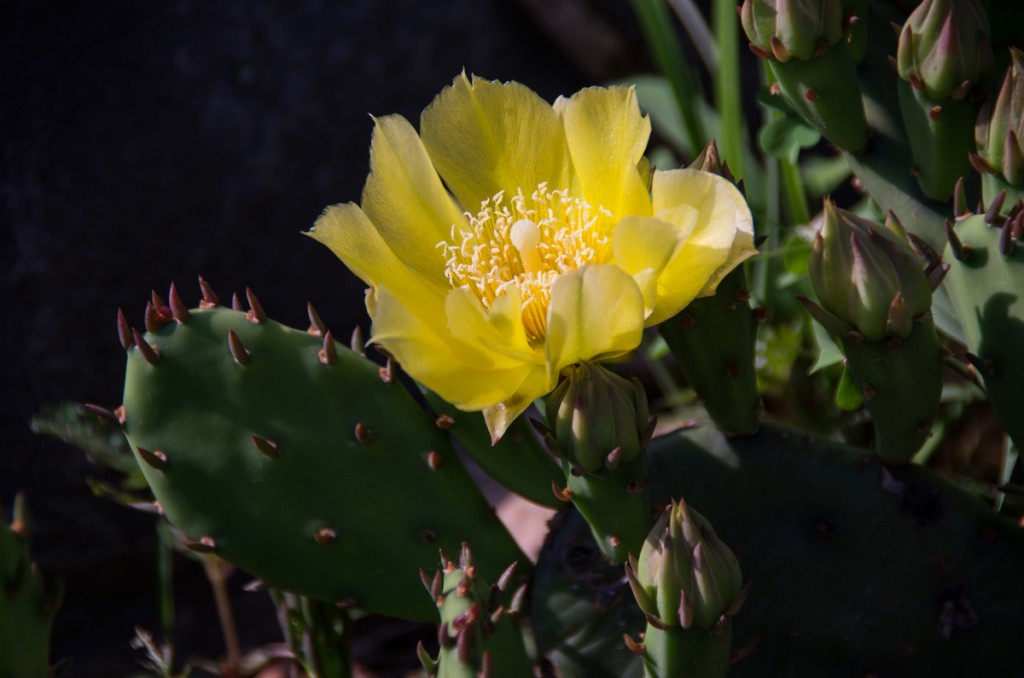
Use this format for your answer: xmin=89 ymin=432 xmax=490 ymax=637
xmin=439 ymin=183 xmax=613 ymax=343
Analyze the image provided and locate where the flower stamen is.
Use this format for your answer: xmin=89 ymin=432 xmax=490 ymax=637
xmin=440 ymin=183 xmax=613 ymax=343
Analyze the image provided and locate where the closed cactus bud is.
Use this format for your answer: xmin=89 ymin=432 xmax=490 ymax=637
xmin=546 ymin=362 xmax=649 ymax=473
xmin=808 ymin=200 xmax=932 ymax=341
xmin=897 ymin=0 xmax=993 ymax=101
xmin=976 ymin=47 xmax=1024 ymax=186
xmin=627 ymin=500 xmax=744 ymax=631
xmin=741 ymin=0 xmax=844 ymax=62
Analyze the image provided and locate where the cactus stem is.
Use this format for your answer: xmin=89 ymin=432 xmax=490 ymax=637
xmin=908 ymin=73 xmax=924 ymax=90
xmin=83 ymin=403 xmax=121 ymax=427
xmin=379 ymin=358 xmax=395 ymax=384
xmin=132 ymin=329 xmax=160 ymax=364
xmin=950 ymin=79 xmax=971 ymax=101
xmin=117 ymin=309 xmax=134 ymax=350
xmin=569 ymin=465 xmax=584 ymax=477
xmin=185 ymin=536 xmax=217 ymax=553
xmin=1000 ymin=219 xmax=1016 ymax=255
xmin=137 ymin=447 xmax=168 ymax=470
xmin=306 ymin=302 xmax=325 ymax=336
xmin=227 ymin=329 xmax=250 ymax=365
xmin=985 ymin=190 xmax=1007 ymax=224
xmin=645 ymin=611 xmax=669 ymax=631
xmin=928 ymin=105 xmax=942 ymax=121
xmin=623 ymin=634 xmax=646 ymax=656
xmin=963 ymin=352 xmax=995 ymax=378
xmin=814 ymin=39 xmax=828 ymax=58
xmin=726 ymin=363 xmax=742 ymax=378
xmin=605 ymin=446 xmax=623 ymax=470
xmin=319 ymin=330 xmax=337 ymax=365
xmin=314 ymin=527 xmax=337 ymax=545
xmin=804 ymin=87 xmax=820 ymax=102
xmin=354 ymin=422 xmax=372 ymax=444
xmin=953 ymin=179 xmax=969 ymax=219
xmin=944 ymin=219 xmax=970 ymax=260
xmin=198 ymin=276 xmax=219 ymax=308
xmin=427 ymin=450 xmax=443 ymax=470
xmin=769 ymin=36 xmax=788 ymax=61
xmin=435 ymin=414 xmax=455 ymax=430
xmin=245 ymin=287 xmax=266 ymax=324
xmin=768 ymin=82 xmax=781 ymax=96
xmin=250 ymin=435 xmax=280 ymax=459
xmin=551 ymin=481 xmax=573 ymax=502
xmin=627 ymin=477 xmax=650 ymax=494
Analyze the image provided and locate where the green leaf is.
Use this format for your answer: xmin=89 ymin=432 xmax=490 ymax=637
xmin=759 ymin=115 xmax=821 ymax=163
xmin=835 ymin=364 xmax=863 ymax=411
xmin=800 ymin=154 xmax=852 ymax=198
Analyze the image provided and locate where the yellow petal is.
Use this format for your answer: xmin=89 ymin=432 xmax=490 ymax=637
xmin=371 ymin=285 xmax=538 ymax=412
xmin=482 ymin=368 xmax=553 ymax=443
xmin=444 ymin=286 xmax=539 ymax=368
xmin=642 ymin=169 xmax=756 ymax=325
xmin=420 ymin=73 xmax=570 ymax=210
xmin=307 ymin=203 xmax=448 ymax=318
xmin=545 ymin=265 xmax=645 ymax=381
xmin=361 ymin=115 xmax=468 ymax=279
xmin=557 ymin=86 xmax=653 ymax=220
xmin=612 ymin=215 xmax=692 ymax=317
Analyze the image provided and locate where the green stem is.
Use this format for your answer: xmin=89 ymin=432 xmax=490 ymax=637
xmin=642 ymin=622 xmax=732 ymax=678
xmin=712 ymin=0 xmax=743 ymax=179
xmin=780 ymin=157 xmax=810 ymax=225
xmin=201 ymin=555 xmax=241 ymax=678
xmin=566 ymin=454 xmax=651 ymax=564
xmin=156 ymin=525 xmax=175 ymax=644
xmin=632 ymin=0 xmax=706 ymax=154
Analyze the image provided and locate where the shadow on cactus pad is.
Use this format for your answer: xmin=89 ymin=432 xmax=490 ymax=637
xmin=531 ymin=423 xmax=1024 ymax=675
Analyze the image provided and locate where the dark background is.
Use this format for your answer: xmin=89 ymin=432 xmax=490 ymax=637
xmin=1 ymin=0 xmax=651 ymax=674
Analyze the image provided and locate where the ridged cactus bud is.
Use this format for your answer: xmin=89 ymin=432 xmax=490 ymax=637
xmin=741 ymin=0 xmax=844 ymax=63
xmin=628 ymin=501 xmax=744 ymax=631
xmin=546 ymin=362 xmax=649 ymax=474
xmin=808 ymin=200 xmax=932 ymax=341
xmin=741 ymin=0 xmax=867 ymax=151
xmin=897 ymin=0 xmax=993 ymax=101
xmin=624 ymin=500 xmax=746 ymax=677
xmin=975 ymin=47 xmax=1024 ymax=203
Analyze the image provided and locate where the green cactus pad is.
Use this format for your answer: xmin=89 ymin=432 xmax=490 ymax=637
xmin=532 ymin=423 xmax=1024 ymax=675
xmin=1 ymin=496 xmax=61 ymax=678
xmin=660 ymin=267 xmax=759 ymax=437
xmin=943 ymin=214 xmax=1024 ymax=452
xmin=121 ymin=304 xmax=526 ymax=621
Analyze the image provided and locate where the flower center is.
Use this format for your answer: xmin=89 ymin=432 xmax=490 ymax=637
xmin=439 ymin=183 xmax=613 ymax=343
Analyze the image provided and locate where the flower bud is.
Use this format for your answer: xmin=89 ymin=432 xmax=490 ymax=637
xmin=976 ymin=47 xmax=1024 ymax=186
xmin=546 ymin=362 xmax=649 ymax=473
xmin=897 ymin=0 xmax=993 ymax=101
xmin=626 ymin=500 xmax=744 ymax=631
xmin=808 ymin=201 xmax=933 ymax=341
xmin=741 ymin=0 xmax=844 ymax=63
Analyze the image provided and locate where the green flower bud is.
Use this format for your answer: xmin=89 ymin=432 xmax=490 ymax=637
xmin=626 ymin=500 xmax=745 ymax=631
xmin=741 ymin=0 xmax=844 ymax=62
xmin=546 ymin=362 xmax=649 ymax=473
xmin=976 ymin=47 xmax=1024 ymax=186
xmin=897 ymin=0 xmax=993 ymax=101
xmin=808 ymin=201 xmax=933 ymax=341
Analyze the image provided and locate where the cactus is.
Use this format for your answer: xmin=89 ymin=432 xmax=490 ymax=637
xmin=417 ymin=544 xmax=532 ymax=677
xmin=802 ymin=202 xmax=944 ymax=462
xmin=532 ymin=423 xmax=1024 ymax=676
xmin=974 ymin=47 xmax=1024 ymax=206
xmin=117 ymin=283 xmax=527 ymax=621
xmin=659 ymin=141 xmax=760 ymax=437
xmin=896 ymin=0 xmax=994 ymax=200
xmin=741 ymin=0 xmax=869 ymax=152
xmin=942 ymin=211 xmax=1024 ymax=452
xmin=1 ymin=495 xmax=62 ymax=678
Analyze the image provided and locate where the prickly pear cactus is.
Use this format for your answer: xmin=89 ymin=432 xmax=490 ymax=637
xmin=943 ymin=211 xmax=1024 ymax=452
xmin=1 ymin=495 xmax=62 ymax=678
xmin=117 ymin=283 xmax=527 ymax=621
xmin=417 ymin=544 xmax=531 ymax=677
xmin=532 ymin=423 xmax=1024 ymax=676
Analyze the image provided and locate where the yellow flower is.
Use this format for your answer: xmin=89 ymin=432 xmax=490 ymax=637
xmin=310 ymin=74 xmax=755 ymax=441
